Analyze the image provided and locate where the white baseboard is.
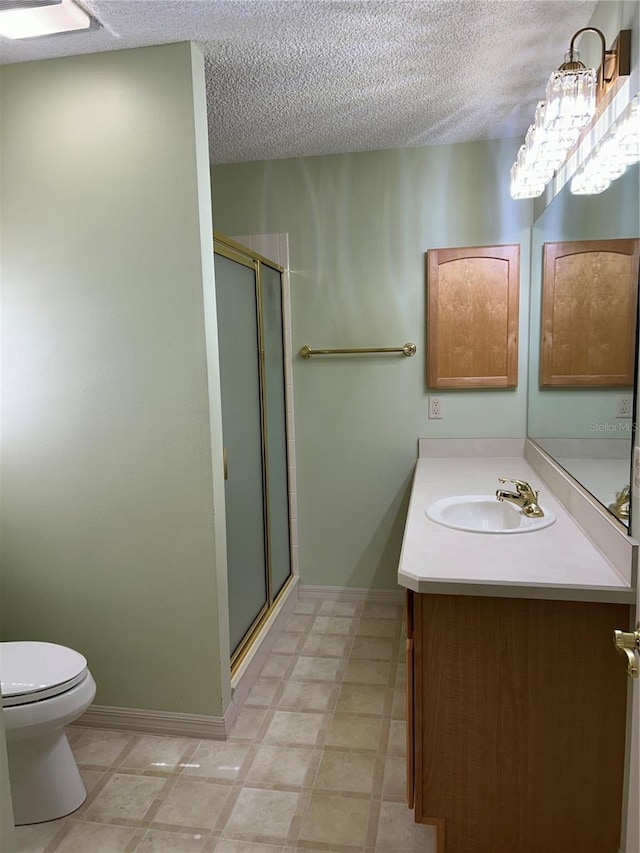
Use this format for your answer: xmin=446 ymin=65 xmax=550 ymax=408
xmin=74 ymin=705 xmax=228 ymax=740
xmin=73 ymin=579 xmax=300 ymax=743
xmin=73 ymin=582 xmax=404 ymax=742
xmin=299 ymin=585 xmax=405 ymax=605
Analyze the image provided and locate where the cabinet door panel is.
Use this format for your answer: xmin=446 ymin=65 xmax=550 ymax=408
xmin=406 ymin=637 xmax=414 ymax=809
xmin=541 ymin=239 xmax=639 ymax=386
xmin=414 ymin=594 xmax=629 ymax=853
xmin=405 ymin=590 xmax=415 ymax=809
xmin=427 ymin=245 xmax=520 ymax=389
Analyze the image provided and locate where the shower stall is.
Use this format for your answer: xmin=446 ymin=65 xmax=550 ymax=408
xmin=213 ymin=234 xmax=293 ymax=669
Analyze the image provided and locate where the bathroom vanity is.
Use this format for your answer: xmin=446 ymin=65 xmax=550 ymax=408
xmin=398 ymin=442 xmax=636 ymax=853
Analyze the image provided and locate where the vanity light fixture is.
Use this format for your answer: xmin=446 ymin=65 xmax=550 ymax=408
xmin=0 ymin=0 xmax=92 ymax=40
xmin=571 ymin=94 xmax=640 ymax=194
xmin=510 ymin=28 xmax=631 ymax=199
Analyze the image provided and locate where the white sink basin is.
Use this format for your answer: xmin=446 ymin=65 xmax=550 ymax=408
xmin=426 ymin=495 xmax=556 ymax=534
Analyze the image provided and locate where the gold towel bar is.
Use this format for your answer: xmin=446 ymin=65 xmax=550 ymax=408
xmin=299 ymin=343 xmax=417 ymax=359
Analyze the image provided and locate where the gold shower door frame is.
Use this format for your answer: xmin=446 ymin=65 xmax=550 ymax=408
xmin=213 ymin=233 xmax=295 ymax=673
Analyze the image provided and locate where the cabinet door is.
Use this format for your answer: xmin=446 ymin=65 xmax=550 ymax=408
xmin=405 ymin=591 xmax=415 ymax=808
xmin=426 ymin=244 xmax=520 ymax=388
xmin=540 ymin=239 xmax=639 ymax=386
xmin=622 ymin=585 xmax=639 ymax=852
xmin=414 ymin=593 xmax=629 ymax=853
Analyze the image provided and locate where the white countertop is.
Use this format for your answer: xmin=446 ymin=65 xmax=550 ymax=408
xmin=398 ymin=455 xmax=634 ymax=603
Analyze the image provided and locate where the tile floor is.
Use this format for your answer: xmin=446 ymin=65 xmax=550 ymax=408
xmin=15 ymin=598 xmax=436 ymax=853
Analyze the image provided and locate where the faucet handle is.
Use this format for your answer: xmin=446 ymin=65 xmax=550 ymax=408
xmin=498 ymin=477 xmax=529 ymax=490
xmin=497 ymin=478 xmax=538 ymax=498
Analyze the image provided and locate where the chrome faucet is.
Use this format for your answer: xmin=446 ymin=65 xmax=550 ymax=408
xmin=608 ymin=484 xmax=630 ymax=522
xmin=496 ymin=478 xmax=544 ymax=518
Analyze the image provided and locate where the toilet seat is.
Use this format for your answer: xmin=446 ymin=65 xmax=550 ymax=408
xmin=1 ymin=642 xmax=88 ymax=707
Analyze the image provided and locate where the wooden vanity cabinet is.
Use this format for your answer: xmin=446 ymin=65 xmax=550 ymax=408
xmin=406 ymin=590 xmax=630 ymax=853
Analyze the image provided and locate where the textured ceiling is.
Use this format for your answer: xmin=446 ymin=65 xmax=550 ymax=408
xmin=0 ymin=0 xmax=598 ymax=164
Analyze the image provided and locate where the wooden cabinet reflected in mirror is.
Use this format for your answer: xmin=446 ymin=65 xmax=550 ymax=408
xmin=541 ymin=239 xmax=639 ymax=388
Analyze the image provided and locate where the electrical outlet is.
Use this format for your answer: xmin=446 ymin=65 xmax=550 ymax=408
xmin=429 ymin=396 xmax=443 ymax=419
xmin=616 ymin=395 xmax=633 ymax=418
xmin=634 ymin=447 xmax=640 ymax=498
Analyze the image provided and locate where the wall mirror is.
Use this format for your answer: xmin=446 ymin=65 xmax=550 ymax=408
xmin=528 ymin=162 xmax=640 ymax=528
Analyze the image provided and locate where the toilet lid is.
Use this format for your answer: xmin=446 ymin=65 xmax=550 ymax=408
xmin=1 ymin=642 xmax=88 ymax=707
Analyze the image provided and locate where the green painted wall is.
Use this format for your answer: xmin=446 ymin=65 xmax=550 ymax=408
xmin=0 ymin=43 xmax=227 ymax=715
xmin=212 ymin=140 xmax=532 ymax=588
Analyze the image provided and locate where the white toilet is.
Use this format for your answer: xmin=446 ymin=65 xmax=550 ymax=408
xmin=1 ymin=641 xmax=96 ymax=825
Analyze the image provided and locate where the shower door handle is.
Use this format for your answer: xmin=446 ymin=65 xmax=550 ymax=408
xmin=223 ymin=447 xmax=228 ymax=481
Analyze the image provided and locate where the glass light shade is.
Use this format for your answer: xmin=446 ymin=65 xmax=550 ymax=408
xmin=544 ymin=56 xmax=597 ymax=143
xmin=510 ymin=179 xmax=546 ymax=200
xmin=570 ymin=171 xmax=611 ymax=194
xmin=613 ymin=98 xmax=640 ymax=164
xmin=510 ymin=156 xmax=546 ymax=199
xmin=570 ymin=93 xmax=640 ymax=195
xmin=510 ymin=62 xmax=597 ymax=200
xmin=0 ymin=0 xmax=90 ymax=39
xmin=510 ymin=102 xmax=566 ymax=198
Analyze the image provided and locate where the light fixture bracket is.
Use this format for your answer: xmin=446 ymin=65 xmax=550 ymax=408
xmin=566 ymin=27 xmax=631 ymax=98
xmin=566 ymin=27 xmax=608 ymax=83
xmin=600 ymin=29 xmax=631 ymax=98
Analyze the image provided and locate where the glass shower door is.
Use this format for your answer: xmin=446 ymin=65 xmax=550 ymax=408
xmin=214 ymin=253 xmax=268 ymax=656
xmin=261 ymin=264 xmax=292 ymax=599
